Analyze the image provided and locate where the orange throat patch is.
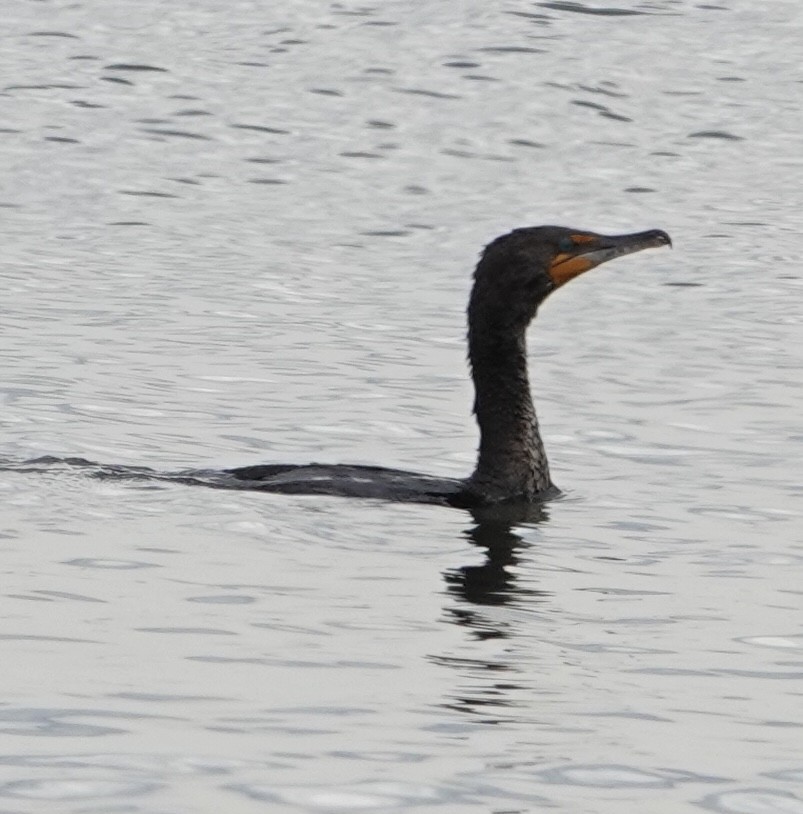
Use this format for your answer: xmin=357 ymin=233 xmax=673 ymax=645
xmin=549 ymin=254 xmax=595 ymax=287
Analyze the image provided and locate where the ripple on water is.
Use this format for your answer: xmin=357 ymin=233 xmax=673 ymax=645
xmin=739 ymin=636 xmax=803 ymax=651
xmin=0 ymin=778 xmax=160 ymax=801
xmin=228 ymin=780 xmax=452 ymax=809
xmin=62 ymin=558 xmax=161 ymax=570
xmin=471 ymin=764 xmax=727 ymax=805
xmin=698 ymin=788 xmax=803 ymax=814
xmin=0 ymin=708 xmax=173 ymax=738
xmin=536 ymin=763 xmax=675 ymax=788
xmin=765 ymin=770 xmax=803 ymax=784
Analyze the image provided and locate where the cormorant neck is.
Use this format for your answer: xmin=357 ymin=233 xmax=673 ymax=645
xmin=467 ymin=325 xmax=552 ymax=502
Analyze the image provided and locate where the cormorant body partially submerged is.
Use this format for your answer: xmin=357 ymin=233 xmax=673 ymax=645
xmin=222 ymin=225 xmax=671 ymax=506
xmin=3 ymin=226 xmax=669 ymax=507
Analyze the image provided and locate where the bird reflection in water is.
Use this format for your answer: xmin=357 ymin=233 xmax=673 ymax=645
xmin=445 ymin=503 xmax=552 ymax=616
xmin=434 ymin=504 xmax=553 ymax=722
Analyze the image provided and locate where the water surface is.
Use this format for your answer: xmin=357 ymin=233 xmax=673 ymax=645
xmin=2 ymin=0 xmax=802 ymax=811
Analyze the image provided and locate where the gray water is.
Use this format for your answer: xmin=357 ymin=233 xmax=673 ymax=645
xmin=2 ymin=0 xmax=803 ymax=811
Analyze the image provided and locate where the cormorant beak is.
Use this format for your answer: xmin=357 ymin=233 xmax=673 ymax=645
xmin=549 ymin=229 xmax=672 ymax=288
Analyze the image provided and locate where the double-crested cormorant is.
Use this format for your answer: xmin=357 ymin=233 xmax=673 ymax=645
xmin=224 ymin=225 xmax=671 ymax=506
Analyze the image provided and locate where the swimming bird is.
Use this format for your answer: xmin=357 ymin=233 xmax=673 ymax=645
xmin=224 ymin=225 xmax=671 ymax=506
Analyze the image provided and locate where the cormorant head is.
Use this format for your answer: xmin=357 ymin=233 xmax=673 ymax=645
xmin=469 ymin=225 xmax=671 ymax=336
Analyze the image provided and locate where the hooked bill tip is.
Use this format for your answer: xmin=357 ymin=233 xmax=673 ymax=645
xmin=652 ymin=229 xmax=672 ymax=248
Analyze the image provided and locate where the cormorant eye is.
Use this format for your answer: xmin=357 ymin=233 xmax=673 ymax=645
xmin=557 ymin=237 xmax=575 ymax=253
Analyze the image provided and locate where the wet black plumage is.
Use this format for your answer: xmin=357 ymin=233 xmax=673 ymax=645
xmin=5 ymin=226 xmax=670 ymax=507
